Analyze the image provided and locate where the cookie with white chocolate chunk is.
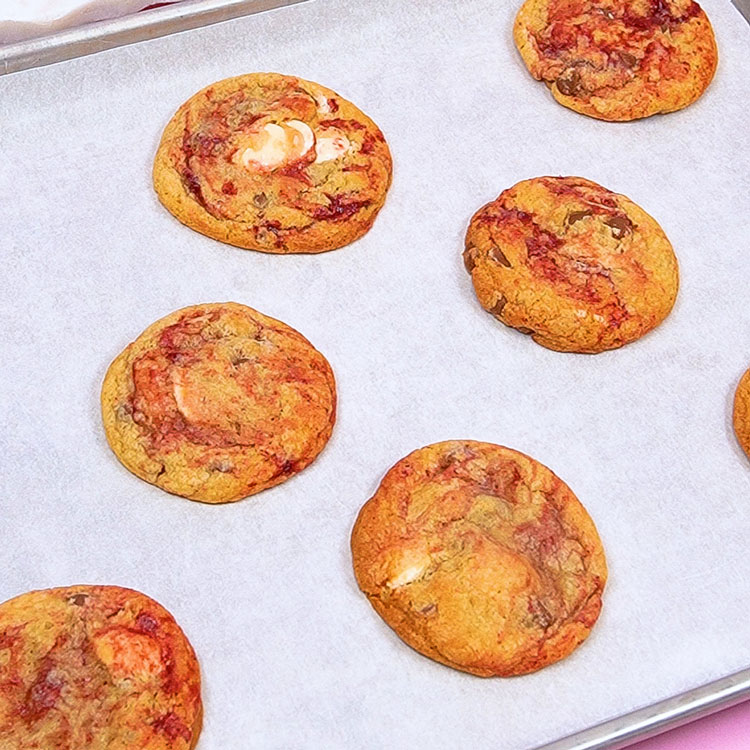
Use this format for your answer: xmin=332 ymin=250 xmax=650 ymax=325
xmin=153 ymin=73 xmax=392 ymax=253
xmin=0 ymin=585 xmax=202 ymax=749
xmin=351 ymin=440 xmax=607 ymax=676
xmin=101 ymin=302 xmax=337 ymax=503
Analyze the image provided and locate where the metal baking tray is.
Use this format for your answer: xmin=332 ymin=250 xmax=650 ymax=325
xmin=2 ymin=0 xmax=749 ymax=748
xmin=0 ymin=0 xmax=307 ymax=75
xmin=536 ymin=668 xmax=750 ymax=749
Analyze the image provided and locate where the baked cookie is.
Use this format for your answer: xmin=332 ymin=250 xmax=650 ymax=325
xmin=153 ymin=73 xmax=392 ymax=253
xmin=733 ymin=368 xmax=750 ymax=460
xmin=513 ymin=0 xmax=717 ymax=121
xmin=351 ymin=440 xmax=607 ymax=677
xmin=0 ymin=585 xmax=201 ymax=750
xmin=464 ymin=176 xmax=679 ymax=353
xmin=101 ymin=302 xmax=336 ymax=503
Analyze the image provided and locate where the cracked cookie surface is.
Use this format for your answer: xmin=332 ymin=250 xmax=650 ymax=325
xmin=153 ymin=72 xmax=392 ymax=253
xmin=513 ymin=0 xmax=717 ymax=120
xmin=733 ymin=368 xmax=750 ymax=461
xmin=101 ymin=302 xmax=336 ymax=503
xmin=464 ymin=176 xmax=679 ymax=353
xmin=0 ymin=586 xmax=201 ymax=750
xmin=351 ymin=441 xmax=607 ymax=677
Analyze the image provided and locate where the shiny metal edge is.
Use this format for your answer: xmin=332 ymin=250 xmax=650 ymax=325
xmin=732 ymin=0 xmax=750 ymax=25
xmin=533 ymin=667 xmax=750 ymax=750
xmin=0 ymin=0 xmax=308 ymax=76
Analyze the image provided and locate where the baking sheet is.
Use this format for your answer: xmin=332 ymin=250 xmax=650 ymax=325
xmin=0 ymin=0 xmax=166 ymax=44
xmin=0 ymin=0 xmax=308 ymax=76
xmin=1 ymin=0 xmax=750 ymax=748
xmin=540 ymin=668 xmax=750 ymax=750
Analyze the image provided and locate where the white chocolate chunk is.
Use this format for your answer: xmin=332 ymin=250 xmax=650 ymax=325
xmin=286 ymin=119 xmax=315 ymax=155
xmin=238 ymin=120 xmax=314 ymax=170
xmin=239 ymin=123 xmax=287 ymax=170
xmin=387 ymin=555 xmax=431 ymax=589
xmin=314 ymin=130 xmax=351 ymax=164
xmin=315 ymin=94 xmax=332 ymax=113
xmin=172 ymin=372 xmax=196 ymax=420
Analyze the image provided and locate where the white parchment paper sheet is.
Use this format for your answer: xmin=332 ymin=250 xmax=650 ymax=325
xmin=1 ymin=0 xmax=750 ymax=747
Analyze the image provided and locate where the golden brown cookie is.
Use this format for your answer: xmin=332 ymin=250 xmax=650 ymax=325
xmin=153 ymin=73 xmax=393 ymax=253
xmin=513 ymin=0 xmax=717 ymax=121
xmin=464 ymin=176 xmax=679 ymax=353
xmin=101 ymin=302 xmax=336 ymax=503
xmin=351 ymin=440 xmax=607 ymax=677
xmin=0 ymin=585 xmax=201 ymax=750
xmin=733 ymin=368 xmax=750 ymax=460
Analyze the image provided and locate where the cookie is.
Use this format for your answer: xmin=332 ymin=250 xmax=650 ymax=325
xmin=513 ymin=0 xmax=717 ymax=121
xmin=101 ymin=302 xmax=336 ymax=503
xmin=0 ymin=585 xmax=201 ymax=749
xmin=464 ymin=176 xmax=679 ymax=353
xmin=153 ymin=73 xmax=393 ymax=253
xmin=351 ymin=441 xmax=607 ymax=677
xmin=733 ymin=368 xmax=750 ymax=460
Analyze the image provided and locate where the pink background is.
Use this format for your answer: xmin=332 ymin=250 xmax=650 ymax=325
xmin=629 ymin=702 xmax=750 ymax=750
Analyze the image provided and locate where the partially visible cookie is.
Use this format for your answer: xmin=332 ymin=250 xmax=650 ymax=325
xmin=0 ymin=585 xmax=201 ymax=750
xmin=351 ymin=440 xmax=607 ymax=677
xmin=464 ymin=176 xmax=679 ymax=353
xmin=101 ymin=302 xmax=336 ymax=503
xmin=153 ymin=72 xmax=392 ymax=253
xmin=734 ymin=368 xmax=750 ymax=460
xmin=513 ymin=0 xmax=718 ymax=121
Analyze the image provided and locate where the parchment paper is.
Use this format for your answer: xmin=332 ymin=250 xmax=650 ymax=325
xmin=1 ymin=0 xmax=750 ymax=747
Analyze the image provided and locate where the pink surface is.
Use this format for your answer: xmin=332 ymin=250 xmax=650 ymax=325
xmin=630 ymin=701 xmax=750 ymax=750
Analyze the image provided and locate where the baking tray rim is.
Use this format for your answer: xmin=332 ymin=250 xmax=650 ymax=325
xmin=0 ymin=0 xmax=308 ymax=76
xmin=533 ymin=666 xmax=750 ymax=749
xmin=2 ymin=0 xmax=747 ymax=747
